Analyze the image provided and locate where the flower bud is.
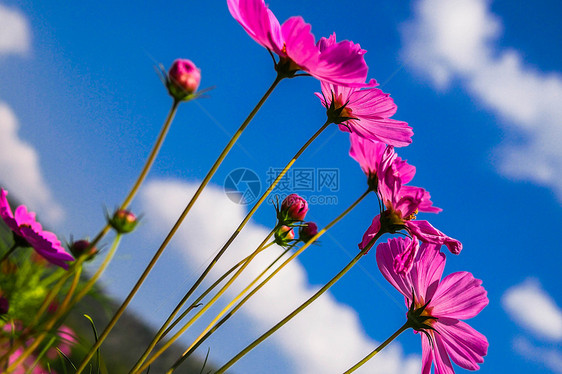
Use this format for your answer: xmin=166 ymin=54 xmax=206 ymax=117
xmin=0 ymin=295 xmax=8 ymax=315
xmin=274 ymin=225 xmax=295 ymax=247
xmin=278 ymin=194 xmax=308 ymax=223
xmin=167 ymin=59 xmax=201 ymax=101
xmin=69 ymin=239 xmax=98 ymax=261
xmin=298 ymin=222 xmax=318 ymax=243
xmin=109 ymin=209 xmax=138 ymax=234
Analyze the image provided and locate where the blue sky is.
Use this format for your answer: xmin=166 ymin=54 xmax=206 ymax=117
xmin=1 ymin=0 xmax=561 ymax=373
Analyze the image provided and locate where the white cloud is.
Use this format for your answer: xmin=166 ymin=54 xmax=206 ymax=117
xmin=0 ymin=103 xmax=64 ymax=222
xmin=401 ymin=0 xmax=562 ymax=200
xmin=513 ymin=336 xmax=562 ymax=374
xmin=0 ymin=3 xmax=30 ymax=56
xmin=140 ymin=179 xmax=420 ymax=374
xmin=502 ymin=278 xmax=562 ymax=341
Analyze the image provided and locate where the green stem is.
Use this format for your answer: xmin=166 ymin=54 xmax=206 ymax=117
xmin=0 ymin=243 xmax=18 ymax=263
xmin=215 ymin=229 xmax=384 ymax=373
xmin=343 ymin=321 xmax=410 ymax=374
xmin=133 ymin=228 xmax=277 ymax=373
xmin=75 ymin=74 xmax=283 ymax=374
xmin=131 ymin=242 xmax=276 ymax=371
xmin=167 ymin=245 xmax=293 ymax=372
xmin=88 ymin=99 xmax=180 ymax=251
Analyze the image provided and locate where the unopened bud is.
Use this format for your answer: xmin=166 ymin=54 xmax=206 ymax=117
xmin=109 ymin=209 xmax=138 ymax=234
xmin=69 ymin=239 xmax=98 ymax=261
xmin=278 ymin=194 xmax=308 ymax=224
xmin=298 ymin=222 xmax=318 ymax=243
xmin=274 ymin=225 xmax=295 ymax=247
xmin=167 ymin=59 xmax=201 ymax=101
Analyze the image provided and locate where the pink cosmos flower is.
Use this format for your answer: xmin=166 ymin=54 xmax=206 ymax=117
xmin=357 ymin=152 xmax=461 ymax=274
xmin=377 ymin=238 xmax=488 ymax=373
xmin=227 ymin=0 xmax=373 ymax=87
xmin=349 ymin=133 xmax=415 ymax=189
xmin=0 ymin=189 xmax=74 ymax=269
xmin=317 ymin=82 xmax=413 ymax=146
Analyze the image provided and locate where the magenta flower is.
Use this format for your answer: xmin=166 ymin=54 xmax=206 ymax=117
xmin=357 ymin=155 xmax=461 ymax=273
xmin=377 ymin=238 xmax=488 ymax=373
xmin=317 ymin=82 xmax=413 ymax=146
xmin=227 ymin=0 xmax=373 ymax=87
xmin=349 ymin=133 xmax=415 ymax=190
xmin=279 ymin=193 xmax=308 ymax=222
xmin=0 ymin=189 xmax=74 ymax=269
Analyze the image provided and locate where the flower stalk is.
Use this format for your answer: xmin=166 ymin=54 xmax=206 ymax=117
xmin=215 ymin=229 xmax=384 ymax=373
xmin=75 ymin=73 xmax=284 ymax=374
xmin=343 ymin=321 xmax=410 ymax=374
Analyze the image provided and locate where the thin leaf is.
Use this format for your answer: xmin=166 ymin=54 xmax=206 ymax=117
xmin=83 ymin=314 xmax=101 ymax=374
xmin=57 ymin=346 xmax=77 ymax=372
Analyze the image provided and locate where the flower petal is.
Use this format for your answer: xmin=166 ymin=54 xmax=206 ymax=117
xmin=430 ymin=271 xmax=488 ymax=320
xmin=406 ymin=220 xmax=462 ymax=254
xmin=227 ymin=0 xmax=283 ymax=53
xmin=312 ymin=34 xmax=373 ymax=87
xmin=434 ymin=318 xmax=488 ymax=370
xmin=432 ymin=333 xmax=456 ymax=374
xmin=410 ymin=242 xmax=446 ymax=302
xmin=358 ymin=214 xmax=381 ymax=251
xmin=0 ymin=189 xmax=19 ymax=233
xmin=376 ymin=237 xmax=415 ymax=299
xmin=281 ymin=16 xmax=319 ymax=69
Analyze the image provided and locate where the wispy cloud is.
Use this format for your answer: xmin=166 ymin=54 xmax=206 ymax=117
xmin=400 ymin=0 xmax=562 ymax=200
xmin=513 ymin=336 xmax=562 ymax=374
xmin=140 ymin=179 xmax=420 ymax=374
xmin=502 ymin=278 xmax=562 ymax=341
xmin=0 ymin=103 xmax=64 ymax=223
xmin=0 ymin=3 xmax=31 ymax=56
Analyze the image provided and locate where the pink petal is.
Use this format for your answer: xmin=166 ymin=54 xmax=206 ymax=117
xmin=358 ymin=214 xmax=381 ymax=251
xmin=393 ymin=237 xmax=420 ymax=275
xmin=434 ymin=319 xmax=488 ymax=370
xmin=406 ymin=220 xmax=462 ymax=255
xmin=227 ymin=0 xmax=283 ymax=53
xmin=430 ymin=271 xmax=488 ymax=320
xmin=410 ymin=242 xmax=446 ymax=301
xmin=14 ymin=205 xmax=42 ymax=232
xmin=432 ymin=333 xmax=456 ymax=374
xmin=0 ymin=189 xmax=19 ymax=233
xmin=421 ymin=333 xmax=433 ymax=374
xmin=375 ymin=237 xmax=415 ymax=299
xmin=348 ymin=133 xmax=387 ymax=178
xmin=281 ymin=17 xmax=319 ymax=69
xmin=312 ymin=35 xmax=373 ymax=87
xmin=348 ymin=117 xmax=413 ymax=147
xmin=20 ymin=226 xmax=74 ymax=269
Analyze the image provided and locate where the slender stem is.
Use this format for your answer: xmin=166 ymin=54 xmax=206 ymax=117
xmin=131 ymin=242 xmax=275 ymax=371
xmin=343 ymin=321 xmax=410 ymax=374
xmin=75 ymin=75 xmax=283 ymax=374
xmin=215 ymin=229 xmax=384 ymax=373
xmin=168 ymin=245 xmax=293 ymax=372
xmin=88 ymin=99 xmax=180 ymax=251
xmin=162 ymin=244 xmax=274 ymax=339
xmin=120 ymin=100 xmax=180 ymax=210
xmin=70 ymin=234 xmax=123 ymax=304
xmin=133 ymin=229 xmax=277 ymax=373
xmin=0 ymin=243 xmax=18 ymax=263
